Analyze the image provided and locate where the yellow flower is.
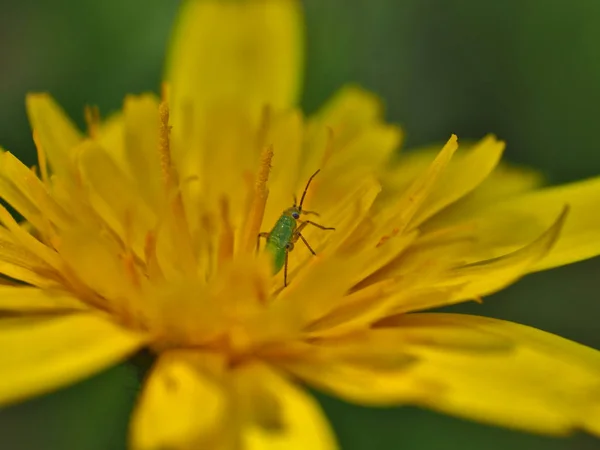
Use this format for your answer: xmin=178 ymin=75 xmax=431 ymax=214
xmin=2 ymin=0 xmax=600 ymax=448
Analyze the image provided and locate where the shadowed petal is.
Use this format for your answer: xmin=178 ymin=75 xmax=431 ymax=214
xmin=376 ymin=313 xmax=600 ymax=436
xmin=130 ymin=353 xmax=337 ymax=450
xmin=301 ymin=313 xmax=600 ymax=436
xmin=130 ymin=352 xmax=233 ymax=450
xmin=237 ymin=364 xmax=338 ymax=450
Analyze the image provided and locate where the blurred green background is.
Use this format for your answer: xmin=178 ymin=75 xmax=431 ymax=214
xmin=1 ymin=0 xmax=600 ymax=449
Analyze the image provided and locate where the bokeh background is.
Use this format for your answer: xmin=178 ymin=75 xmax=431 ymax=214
xmin=1 ymin=0 xmax=600 ymax=449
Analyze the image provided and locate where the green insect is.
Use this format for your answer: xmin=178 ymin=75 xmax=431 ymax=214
xmin=258 ymin=169 xmax=335 ymax=286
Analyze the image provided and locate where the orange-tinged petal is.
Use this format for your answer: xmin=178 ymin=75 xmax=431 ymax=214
xmin=0 ymin=286 xmax=87 ymax=312
xmin=130 ymin=352 xmax=232 ymax=450
xmin=373 ymin=313 xmax=600 ymax=436
xmin=0 ymin=313 xmax=145 ymax=405
xmin=166 ymin=0 xmax=303 ymax=122
xmin=237 ymin=364 xmax=338 ymax=450
xmin=25 ymin=93 xmax=82 ymax=175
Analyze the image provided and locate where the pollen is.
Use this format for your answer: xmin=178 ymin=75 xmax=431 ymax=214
xmin=158 ymin=100 xmax=175 ymax=189
xmin=240 ymin=144 xmax=274 ymax=254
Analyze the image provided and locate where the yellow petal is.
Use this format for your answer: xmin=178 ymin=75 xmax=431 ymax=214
xmin=122 ymin=94 xmax=163 ymax=210
xmin=237 ymin=364 xmax=338 ymax=450
xmin=166 ymin=0 xmax=303 ymax=121
xmin=425 ymin=159 xmax=543 ymax=227
xmin=25 ymin=93 xmax=82 ymax=174
xmin=0 ymin=286 xmax=87 ymax=312
xmin=0 ymin=313 xmax=145 ymax=405
xmin=374 ymin=313 xmax=600 ymax=436
xmin=77 ymin=139 xmax=156 ymax=257
xmin=373 ymin=135 xmax=458 ymax=239
xmin=409 ymin=135 xmax=505 ymax=226
xmin=440 ymin=205 xmax=567 ymax=301
xmin=58 ymin=225 xmax=142 ymax=308
xmin=1 ymin=151 xmax=71 ymax=230
xmin=130 ymin=352 xmax=232 ymax=450
xmin=281 ymin=341 xmax=425 ymax=407
xmin=301 ymin=86 xmax=401 ymax=192
xmin=443 ymin=176 xmax=600 ymax=271
xmin=313 ymin=85 xmax=384 ymax=136
xmin=0 ymin=226 xmax=59 ymax=288
xmin=259 ymin=109 xmax=304 ymax=228
xmin=97 ymin=111 xmax=127 ymax=171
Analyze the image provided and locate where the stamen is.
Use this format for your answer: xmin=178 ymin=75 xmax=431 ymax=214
xmin=122 ymin=252 xmax=141 ymax=289
xmin=32 ymin=131 xmax=49 ymax=187
xmin=84 ymin=105 xmax=100 ymax=139
xmin=240 ymin=145 xmax=273 ymax=253
xmin=158 ymin=96 xmax=196 ymax=275
xmin=121 ymin=210 xmax=144 ymax=288
xmin=158 ymin=100 xmax=174 ymax=189
xmin=197 ymin=211 xmax=215 ymax=279
xmin=257 ymin=145 xmax=273 ymax=193
xmin=217 ymin=196 xmax=234 ymax=264
xmin=144 ymin=230 xmax=163 ymax=281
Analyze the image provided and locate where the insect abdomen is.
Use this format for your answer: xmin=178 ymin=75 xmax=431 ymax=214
xmin=265 ymin=215 xmax=296 ymax=274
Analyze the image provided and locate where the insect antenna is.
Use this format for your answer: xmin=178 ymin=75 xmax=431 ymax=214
xmin=298 ymin=169 xmax=320 ymax=212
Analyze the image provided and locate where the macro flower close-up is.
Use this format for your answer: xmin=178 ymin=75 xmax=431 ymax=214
xmin=2 ymin=0 xmax=600 ymax=449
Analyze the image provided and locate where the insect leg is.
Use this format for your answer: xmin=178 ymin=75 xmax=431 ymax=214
xmin=257 ymin=232 xmax=270 ymax=253
xmin=292 ymin=223 xmax=318 ymax=255
xmin=302 ymin=220 xmax=335 ymax=231
xmin=296 ymin=233 xmax=317 ymax=255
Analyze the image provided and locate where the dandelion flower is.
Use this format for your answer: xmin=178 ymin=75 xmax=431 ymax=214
xmin=2 ymin=0 xmax=600 ymax=449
